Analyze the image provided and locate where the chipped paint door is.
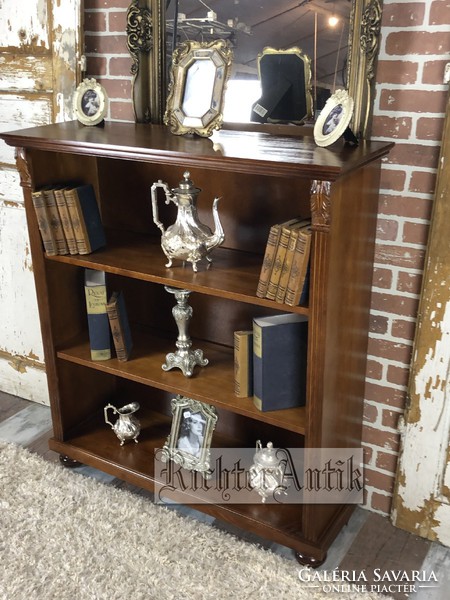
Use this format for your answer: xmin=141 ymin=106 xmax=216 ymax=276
xmin=0 ymin=0 xmax=82 ymax=403
xmin=392 ymin=74 xmax=450 ymax=545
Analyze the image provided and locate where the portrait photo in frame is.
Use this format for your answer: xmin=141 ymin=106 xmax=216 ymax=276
xmin=160 ymin=396 xmax=218 ymax=477
xmin=313 ymin=89 xmax=354 ymax=147
xmin=73 ymin=78 xmax=108 ymax=127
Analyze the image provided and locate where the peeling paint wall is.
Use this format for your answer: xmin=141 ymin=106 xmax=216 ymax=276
xmin=0 ymin=0 xmax=81 ymax=405
xmin=392 ymin=84 xmax=450 ymax=544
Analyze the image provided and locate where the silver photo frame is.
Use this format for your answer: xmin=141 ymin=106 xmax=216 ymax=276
xmin=164 ymin=39 xmax=233 ymax=137
xmin=160 ymin=396 xmax=218 ymax=477
xmin=313 ymin=90 xmax=354 ymax=147
xmin=73 ymin=78 xmax=108 ymax=126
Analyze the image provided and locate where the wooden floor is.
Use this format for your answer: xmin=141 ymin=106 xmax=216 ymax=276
xmin=1 ymin=390 xmax=449 ymax=599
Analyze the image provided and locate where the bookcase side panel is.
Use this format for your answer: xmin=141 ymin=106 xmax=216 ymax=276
xmin=320 ymin=161 xmax=382 ymax=451
xmin=16 ymin=148 xmax=65 ymax=438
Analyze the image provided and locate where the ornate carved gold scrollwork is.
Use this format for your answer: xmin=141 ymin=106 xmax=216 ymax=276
xmin=310 ymin=180 xmax=332 ymax=232
xmin=126 ymin=0 xmax=165 ymax=124
xmin=127 ymin=1 xmax=153 ymax=76
xmin=360 ymin=0 xmax=382 ymax=134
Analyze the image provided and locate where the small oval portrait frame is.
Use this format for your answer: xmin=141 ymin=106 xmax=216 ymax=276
xmin=73 ymin=78 xmax=108 ymax=126
xmin=314 ymin=90 xmax=354 ymax=147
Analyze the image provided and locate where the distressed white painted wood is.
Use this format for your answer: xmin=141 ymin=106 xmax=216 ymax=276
xmin=0 ymin=0 xmax=82 ymax=404
xmin=0 ymin=0 xmax=50 ymax=48
xmin=0 ymin=55 xmax=53 ymax=92
xmin=392 ymin=82 xmax=450 ymax=545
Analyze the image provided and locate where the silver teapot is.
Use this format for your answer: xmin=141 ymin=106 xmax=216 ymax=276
xmin=151 ymin=171 xmax=224 ymax=272
xmin=104 ymin=402 xmax=141 ymax=446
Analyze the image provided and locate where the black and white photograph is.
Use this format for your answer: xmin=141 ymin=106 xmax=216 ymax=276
xmin=73 ymin=77 xmax=108 ymax=126
xmin=160 ymin=396 xmax=218 ymax=475
xmin=313 ymin=89 xmax=354 ymax=147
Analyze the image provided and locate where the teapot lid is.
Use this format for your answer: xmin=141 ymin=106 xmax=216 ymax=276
xmin=173 ymin=171 xmax=201 ymax=195
xmin=253 ymin=441 xmax=279 ymax=468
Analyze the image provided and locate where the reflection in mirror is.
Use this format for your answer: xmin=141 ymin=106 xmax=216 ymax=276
xmin=166 ymin=0 xmax=351 ymax=124
xmin=182 ymin=59 xmax=216 ymax=118
xmin=127 ymin=0 xmax=383 ymax=139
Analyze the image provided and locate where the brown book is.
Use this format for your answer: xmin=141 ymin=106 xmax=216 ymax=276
xmin=285 ymin=224 xmax=313 ymax=306
xmin=256 ymin=223 xmax=282 ymax=298
xmin=266 ymin=218 xmax=304 ymax=300
xmin=276 ymin=220 xmax=311 ymax=303
xmin=42 ymin=187 xmax=69 ymax=255
xmin=31 ymin=190 xmax=57 ymax=256
xmin=54 ymin=187 xmax=78 ymax=255
xmin=234 ymin=330 xmax=253 ymax=397
xmin=64 ymin=184 xmax=106 ymax=255
xmin=106 ymin=291 xmax=133 ymax=361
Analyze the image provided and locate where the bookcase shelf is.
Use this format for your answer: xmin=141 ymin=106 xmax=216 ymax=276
xmin=56 ymin=332 xmax=307 ymax=435
xmin=46 ymin=229 xmax=310 ymax=315
xmin=1 ymin=121 xmax=393 ymax=565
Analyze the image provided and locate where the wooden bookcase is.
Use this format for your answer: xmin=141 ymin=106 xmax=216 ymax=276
xmin=2 ymin=122 xmax=393 ymax=565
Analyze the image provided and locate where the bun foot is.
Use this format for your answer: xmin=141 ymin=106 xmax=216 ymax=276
xmin=59 ymin=454 xmax=82 ymax=468
xmin=295 ymin=552 xmax=326 ymax=568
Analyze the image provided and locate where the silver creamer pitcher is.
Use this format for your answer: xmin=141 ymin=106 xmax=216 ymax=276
xmin=151 ymin=171 xmax=224 ymax=272
xmin=104 ymin=402 xmax=141 ymax=446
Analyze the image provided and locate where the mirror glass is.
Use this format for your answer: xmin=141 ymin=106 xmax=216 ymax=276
xmin=182 ymin=58 xmax=216 ymax=118
xmin=166 ymin=0 xmax=351 ymax=123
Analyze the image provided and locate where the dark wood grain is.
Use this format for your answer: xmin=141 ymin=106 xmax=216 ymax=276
xmin=0 ymin=121 xmax=393 ymax=565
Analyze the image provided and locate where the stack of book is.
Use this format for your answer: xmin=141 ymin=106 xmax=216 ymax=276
xmin=234 ymin=314 xmax=308 ymax=411
xmin=32 ymin=183 xmax=106 ymax=256
xmin=256 ymin=218 xmax=312 ymax=306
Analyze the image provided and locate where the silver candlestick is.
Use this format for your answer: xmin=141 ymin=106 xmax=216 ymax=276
xmin=162 ymin=286 xmax=208 ymax=377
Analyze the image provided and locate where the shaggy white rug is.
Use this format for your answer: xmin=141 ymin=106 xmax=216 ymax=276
xmin=0 ymin=442 xmax=390 ymax=600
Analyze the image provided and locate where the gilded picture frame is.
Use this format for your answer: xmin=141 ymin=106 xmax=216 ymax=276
xmin=160 ymin=396 xmax=218 ymax=477
xmin=313 ymin=89 xmax=354 ymax=147
xmin=164 ymin=39 xmax=233 ymax=137
xmin=73 ymin=78 xmax=108 ymax=127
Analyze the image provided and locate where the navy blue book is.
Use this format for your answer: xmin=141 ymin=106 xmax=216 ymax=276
xmin=64 ymin=184 xmax=106 ymax=254
xmin=84 ymin=269 xmax=111 ymax=361
xmin=253 ymin=313 xmax=308 ymax=412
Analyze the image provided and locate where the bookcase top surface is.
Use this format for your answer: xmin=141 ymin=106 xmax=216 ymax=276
xmin=1 ymin=121 xmax=393 ymax=180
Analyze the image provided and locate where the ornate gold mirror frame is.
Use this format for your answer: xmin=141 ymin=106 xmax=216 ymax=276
xmin=164 ymin=39 xmax=233 ymax=137
xmin=127 ymin=0 xmax=383 ymax=139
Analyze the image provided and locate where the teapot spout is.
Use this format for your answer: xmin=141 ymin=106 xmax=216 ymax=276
xmin=206 ymin=197 xmax=225 ymax=252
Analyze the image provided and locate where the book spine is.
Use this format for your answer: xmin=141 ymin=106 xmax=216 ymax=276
xmin=285 ymin=227 xmax=312 ymax=306
xmin=31 ymin=190 xmax=58 ymax=256
xmin=106 ymin=292 xmax=133 ymax=362
xmin=252 ymin=321 xmax=263 ymax=410
xmin=85 ymin=271 xmax=111 ymax=361
xmin=256 ymin=224 xmax=281 ymax=298
xmin=234 ymin=330 xmax=253 ymax=397
xmin=65 ymin=188 xmax=92 ymax=254
xmin=275 ymin=228 xmax=298 ymax=303
xmin=54 ymin=188 xmax=78 ymax=255
xmin=43 ymin=188 xmax=69 ymax=255
xmin=266 ymin=225 xmax=291 ymax=300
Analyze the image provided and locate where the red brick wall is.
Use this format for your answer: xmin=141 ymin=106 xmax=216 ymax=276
xmin=84 ymin=0 xmax=450 ymax=516
xmin=365 ymin=0 xmax=449 ymax=514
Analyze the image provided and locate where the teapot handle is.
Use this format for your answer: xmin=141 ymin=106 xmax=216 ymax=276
xmin=151 ymin=180 xmax=173 ymax=234
xmin=104 ymin=404 xmax=117 ymax=428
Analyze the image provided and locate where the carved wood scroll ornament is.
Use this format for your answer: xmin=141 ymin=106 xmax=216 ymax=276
xmin=310 ymin=180 xmax=331 ymax=232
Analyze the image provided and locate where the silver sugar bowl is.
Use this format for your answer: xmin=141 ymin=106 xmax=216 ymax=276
xmin=249 ymin=440 xmax=287 ymax=503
